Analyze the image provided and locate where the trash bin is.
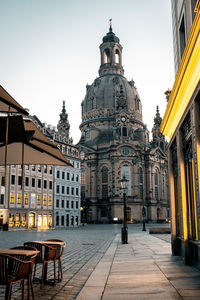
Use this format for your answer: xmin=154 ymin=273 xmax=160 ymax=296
xmin=3 ymin=223 xmax=8 ymax=231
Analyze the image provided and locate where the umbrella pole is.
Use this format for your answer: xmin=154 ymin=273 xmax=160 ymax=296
xmin=21 ymin=143 xmax=25 ymax=221
xmin=4 ymin=113 xmax=9 ymax=209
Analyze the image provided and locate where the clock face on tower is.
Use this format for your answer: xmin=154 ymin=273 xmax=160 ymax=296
xmin=121 ymin=116 xmax=126 ymax=122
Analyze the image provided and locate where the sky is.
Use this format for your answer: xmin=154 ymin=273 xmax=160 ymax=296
xmin=0 ymin=0 xmax=174 ymax=144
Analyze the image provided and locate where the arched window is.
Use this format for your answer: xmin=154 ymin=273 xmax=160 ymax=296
xmin=115 ymin=49 xmax=120 ymax=63
xmin=104 ymin=48 xmax=111 ymax=63
xmin=121 ymin=165 xmax=131 ymax=196
xmin=102 ymin=167 xmax=108 ymax=199
xmin=154 ymin=171 xmax=159 ymax=201
xmin=139 ymin=167 xmax=143 ymax=200
xmin=102 ymin=167 xmax=108 ymax=183
xmin=122 ymin=127 xmax=127 ymax=137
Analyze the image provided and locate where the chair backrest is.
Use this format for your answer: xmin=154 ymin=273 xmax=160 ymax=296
xmin=0 ymin=254 xmax=32 ymax=284
xmin=24 ymin=242 xmax=57 ymax=262
xmin=44 ymin=239 xmax=66 ymax=258
xmin=24 ymin=242 xmax=43 ymax=263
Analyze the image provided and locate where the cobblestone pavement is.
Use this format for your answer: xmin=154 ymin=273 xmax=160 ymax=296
xmin=0 ymin=224 xmax=171 ymax=299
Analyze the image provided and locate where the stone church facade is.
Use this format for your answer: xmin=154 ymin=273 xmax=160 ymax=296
xmin=77 ymin=24 xmax=169 ymax=223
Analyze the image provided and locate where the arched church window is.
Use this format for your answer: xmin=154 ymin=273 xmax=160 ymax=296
xmin=81 ymin=169 xmax=85 ymax=185
xmin=104 ymin=48 xmax=111 ymax=63
xmin=115 ymin=49 xmax=120 ymax=63
xmin=121 ymin=165 xmax=131 ymax=196
xmin=101 ymin=167 xmax=108 ymax=200
xmin=154 ymin=171 xmax=159 ymax=201
xmin=135 ymin=96 xmax=140 ymax=110
xmin=102 ymin=166 xmax=108 ymax=183
xmin=122 ymin=126 xmax=127 ymax=137
xmin=139 ymin=167 xmax=143 ymax=200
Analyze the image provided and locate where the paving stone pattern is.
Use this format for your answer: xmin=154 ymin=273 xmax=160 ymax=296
xmin=0 ymin=225 xmax=118 ymax=299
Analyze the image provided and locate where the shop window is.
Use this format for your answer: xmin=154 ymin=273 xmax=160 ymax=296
xmin=48 ymin=215 xmax=52 ymax=227
xmin=25 ymin=194 xmax=29 ymax=205
xmin=15 ymin=214 xmax=20 ymax=227
xmin=10 ymin=192 xmax=15 ymax=204
xmin=37 ymin=195 xmax=41 ymax=206
xmin=9 ymin=214 xmax=14 ymax=227
xmin=17 ymin=193 xmax=21 ymax=204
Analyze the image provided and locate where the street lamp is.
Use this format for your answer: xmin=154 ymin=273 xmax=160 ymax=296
xmin=120 ymin=175 xmax=128 ymax=244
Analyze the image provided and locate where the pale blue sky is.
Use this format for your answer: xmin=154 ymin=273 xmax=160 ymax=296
xmin=0 ymin=0 xmax=174 ymax=143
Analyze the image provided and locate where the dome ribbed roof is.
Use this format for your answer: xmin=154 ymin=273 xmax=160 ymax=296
xmin=102 ymin=27 xmax=120 ymax=43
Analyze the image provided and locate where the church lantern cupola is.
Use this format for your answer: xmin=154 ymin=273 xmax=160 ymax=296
xmin=57 ymin=100 xmax=70 ymax=138
xmin=99 ymin=20 xmax=124 ymax=76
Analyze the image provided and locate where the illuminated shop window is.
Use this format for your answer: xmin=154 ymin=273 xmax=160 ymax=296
xmin=10 ymin=192 xmax=15 ymax=204
xmin=37 ymin=195 xmax=41 ymax=205
xmin=17 ymin=193 xmax=21 ymax=204
xmin=49 ymin=195 xmax=52 ymax=206
xmin=25 ymin=194 xmax=29 ymax=205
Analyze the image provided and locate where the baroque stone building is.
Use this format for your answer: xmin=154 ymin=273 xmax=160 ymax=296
xmin=77 ymin=24 xmax=169 ymax=224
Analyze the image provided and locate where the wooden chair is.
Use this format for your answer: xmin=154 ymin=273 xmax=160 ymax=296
xmin=0 ymin=254 xmax=33 ymax=300
xmin=44 ymin=239 xmax=66 ymax=282
xmin=10 ymin=246 xmax=38 ymax=299
xmin=24 ymin=242 xmax=57 ymax=288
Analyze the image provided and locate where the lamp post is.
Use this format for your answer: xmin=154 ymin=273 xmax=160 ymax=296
xmin=120 ymin=175 xmax=128 ymax=244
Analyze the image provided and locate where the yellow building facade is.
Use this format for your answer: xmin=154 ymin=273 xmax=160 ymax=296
xmin=160 ymin=1 xmax=200 ymax=266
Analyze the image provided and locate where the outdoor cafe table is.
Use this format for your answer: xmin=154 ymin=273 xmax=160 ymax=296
xmin=0 ymin=249 xmax=39 ymax=257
